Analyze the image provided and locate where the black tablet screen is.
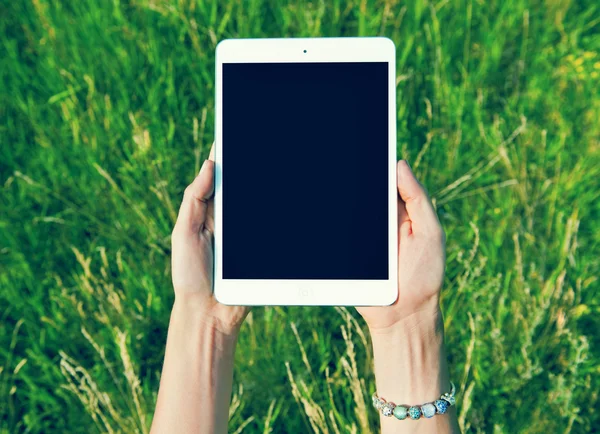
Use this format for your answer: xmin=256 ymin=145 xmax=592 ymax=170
xmin=222 ymin=62 xmax=389 ymax=279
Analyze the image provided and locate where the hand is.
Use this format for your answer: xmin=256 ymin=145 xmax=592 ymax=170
xmin=356 ymin=160 xmax=446 ymax=331
xmin=170 ymin=143 xmax=250 ymax=336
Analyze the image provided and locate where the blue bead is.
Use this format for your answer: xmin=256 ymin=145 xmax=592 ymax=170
xmin=408 ymin=406 xmax=421 ymax=420
xmin=434 ymin=399 xmax=448 ymax=414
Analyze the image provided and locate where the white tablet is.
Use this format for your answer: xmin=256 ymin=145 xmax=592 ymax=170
xmin=213 ymin=37 xmax=397 ymax=306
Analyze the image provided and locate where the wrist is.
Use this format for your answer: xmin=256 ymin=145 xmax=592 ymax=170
xmin=171 ymin=294 xmax=240 ymax=349
xmin=368 ymin=309 xmax=460 ymax=433
xmin=368 ymin=304 xmax=444 ymax=340
xmin=367 ymin=300 xmax=443 ymax=336
xmin=368 ymin=307 xmax=448 ymax=402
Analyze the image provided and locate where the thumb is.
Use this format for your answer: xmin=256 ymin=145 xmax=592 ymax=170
xmin=173 ymin=159 xmax=215 ymax=236
xmin=397 ymin=160 xmax=441 ymax=235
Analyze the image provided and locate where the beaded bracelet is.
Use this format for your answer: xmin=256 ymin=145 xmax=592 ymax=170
xmin=372 ymin=382 xmax=456 ymax=420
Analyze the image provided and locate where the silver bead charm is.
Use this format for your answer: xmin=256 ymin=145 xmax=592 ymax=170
xmin=441 ymin=393 xmax=456 ymax=406
xmin=381 ymin=402 xmax=395 ymax=417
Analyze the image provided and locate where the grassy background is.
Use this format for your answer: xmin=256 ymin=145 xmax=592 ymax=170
xmin=1 ymin=0 xmax=599 ymax=432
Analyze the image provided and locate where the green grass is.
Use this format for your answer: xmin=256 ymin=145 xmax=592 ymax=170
xmin=1 ymin=0 xmax=599 ymax=432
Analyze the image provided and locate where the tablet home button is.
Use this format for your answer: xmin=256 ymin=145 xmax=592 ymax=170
xmin=298 ymin=286 xmax=313 ymax=297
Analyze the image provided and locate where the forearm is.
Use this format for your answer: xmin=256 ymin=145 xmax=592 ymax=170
xmin=368 ymin=308 xmax=461 ymax=434
xmin=150 ymin=298 xmax=238 ymax=434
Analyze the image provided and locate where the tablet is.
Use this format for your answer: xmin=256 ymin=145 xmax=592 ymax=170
xmin=213 ymin=37 xmax=397 ymax=306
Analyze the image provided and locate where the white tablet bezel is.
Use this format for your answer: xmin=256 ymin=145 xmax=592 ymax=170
xmin=214 ymin=37 xmax=397 ymax=306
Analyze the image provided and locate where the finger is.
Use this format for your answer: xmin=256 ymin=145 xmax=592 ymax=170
xmin=209 ymin=142 xmax=215 ymax=161
xmin=205 ymin=142 xmax=216 ymax=233
xmin=398 ymin=196 xmax=411 ymax=239
xmin=173 ymin=159 xmax=215 ymax=236
xmin=397 ymin=160 xmax=441 ymax=235
xmin=205 ymin=195 xmax=215 ymax=234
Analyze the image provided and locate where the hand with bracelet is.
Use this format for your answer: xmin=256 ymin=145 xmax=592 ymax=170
xmin=356 ymin=160 xmax=461 ymax=433
xmin=150 ymin=144 xmax=460 ymax=433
